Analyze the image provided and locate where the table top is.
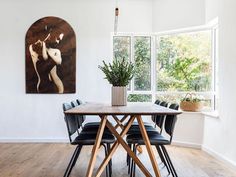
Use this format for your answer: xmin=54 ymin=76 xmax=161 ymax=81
xmin=64 ymin=103 xmax=182 ymax=116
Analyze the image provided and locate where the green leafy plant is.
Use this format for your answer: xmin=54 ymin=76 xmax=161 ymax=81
xmin=181 ymin=93 xmax=202 ymax=102
xmin=180 ymin=93 xmax=203 ymax=111
xmin=181 ymin=97 xmax=201 ymax=102
xmin=98 ymin=59 xmax=135 ymax=86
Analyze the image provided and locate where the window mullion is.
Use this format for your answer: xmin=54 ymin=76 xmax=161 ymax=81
xmin=151 ymin=35 xmax=156 ymax=103
xmin=130 ymin=34 xmax=135 ymax=92
xmin=211 ymin=28 xmax=216 ymax=110
xmin=155 ymin=35 xmax=160 ymax=99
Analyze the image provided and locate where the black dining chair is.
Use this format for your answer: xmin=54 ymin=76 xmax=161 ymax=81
xmin=71 ymin=100 xmax=114 ymax=176
xmin=63 ymin=102 xmax=115 ymax=177
xmin=154 ymin=99 xmax=161 ymax=105
xmin=152 ymin=101 xmax=169 ymax=133
xmin=127 ymin=101 xmax=168 ymax=134
xmin=126 ymin=101 xmax=169 ymax=173
xmin=71 ymin=100 xmax=85 ymax=128
xmin=71 ymin=100 xmax=112 ymax=135
xmin=126 ymin=103 xmax=179 ymax=177
xmin=74 ymin=99 xmax=110 ymax=132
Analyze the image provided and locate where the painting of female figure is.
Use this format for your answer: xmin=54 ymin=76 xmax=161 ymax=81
xmin=25 ymin=16 xmax=76 ymax=93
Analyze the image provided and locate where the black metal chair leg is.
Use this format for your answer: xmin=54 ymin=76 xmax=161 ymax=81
xmin=155 ymin=145 xmax=171 ymax=175
xmin=107 ymin=143 xmax=112 ymax=176
xmin=161 ymin=145 xmax=178 ymax=177
xmin=102 ymin=144 xmax=109 ymax=177
xmin=127 ymin=143 xmax=131 ymax=166
xmin=71 ymin=145 xmax=82 ymax=168
xmin=130 ymin=144 xmax=136 ymax=177
xmin=161 ymin=145 xmax=175 ymax=177
xmin=133 ymin=145 xmax=137 ymax=177
xmin=128 ymin=144 xmax=132 ymax=174
xmin=63 ymin=145 xmax=81 ymax=177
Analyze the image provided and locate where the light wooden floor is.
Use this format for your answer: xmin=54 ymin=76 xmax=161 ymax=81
xmin=0 ymin=144 xmax=236 ymax=177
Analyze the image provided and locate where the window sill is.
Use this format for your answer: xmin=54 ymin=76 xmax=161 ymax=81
xmin=180 ymin=110 xmax=219 ymax=119
xmin=202 ymin=111 xmax=219 ymax=118
xmin=181 ymin=111 xmax=202 ymax=114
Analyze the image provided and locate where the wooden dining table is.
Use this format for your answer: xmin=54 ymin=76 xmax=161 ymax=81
xmin=64 ymin=103 xmax=181 ymax=177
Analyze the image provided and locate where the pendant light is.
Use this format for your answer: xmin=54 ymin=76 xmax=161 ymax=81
xmin=114 ymin=0 xmax=119 ymax=35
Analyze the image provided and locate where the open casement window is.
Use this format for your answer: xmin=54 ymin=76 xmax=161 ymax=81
xmin=156 ymin=29 xmax=213 ymax=110
xmin=112 ymin=26 xmax=218 ymax=111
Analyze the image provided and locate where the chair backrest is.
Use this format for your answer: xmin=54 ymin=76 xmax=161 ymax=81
xmin=71 ymin=100 xmax=85 ymax=127
xmin=164 ymin=103 xmax=179 ymax=143
xmin=76 ymin=99 xmax=83 ymax=105
xmin=160 ymin=101 xmax=168 ymax=107
xmin=76 ymin=99 xmax=86 ymax=123
xmin=154 ymin=99 xmax=161 ymax=105
xmin=152 ymin=101 xmax=169 ymax=131
xmin=63 ymin=103 xmax=80 ymax=143
xmin=71 ymin=100 xmax=79 ymax=107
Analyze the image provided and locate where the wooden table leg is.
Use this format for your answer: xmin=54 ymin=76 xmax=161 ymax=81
xmin=114 ymin=115 xmax=128 ymax=129
xmin=136 ymin=145 xmax=143 ymax=153
xmin=120 ymin=115 xmax=128 ymax=123
xmin=95 ymin=116 xmax=135 ymax=177
xmin=113 ymin=115 xmax=125 ymax=129
xmin=98 ymin=117 xmax=152 ymax=177
xmin=85 ymin=116 xmax=107 ymax=177
xmin=137 ymin=115 xmax=161 ymax=177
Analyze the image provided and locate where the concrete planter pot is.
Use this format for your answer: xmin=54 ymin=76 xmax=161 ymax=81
xmin=111 ymin=86 xmax=127 ymax=106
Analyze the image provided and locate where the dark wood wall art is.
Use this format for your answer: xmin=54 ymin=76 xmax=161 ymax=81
xmin=25 ymin=16 xmax=76 ymax=93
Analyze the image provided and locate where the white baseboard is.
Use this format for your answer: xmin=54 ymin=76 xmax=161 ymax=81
xmin=202 ymin=145 xmax=236 ymax=171
xmin=0 ymin=138 xmax=201 ymax=149
xmin=172 ymin=140 xmax=202 ymax=149
xmin=0 ymin=138 xmax=68 ymax=143
xmin=0 ymin=138 xmax=201 ymax=147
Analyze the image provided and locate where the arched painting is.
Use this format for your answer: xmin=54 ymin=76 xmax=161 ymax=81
xmin=25 ymin=16 xmax=76 ymax=93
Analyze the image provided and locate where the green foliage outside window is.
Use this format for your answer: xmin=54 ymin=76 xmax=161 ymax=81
xmin=157 ymin=31 xmax=212 ymax=92
xmin=134 ymin=37 xmax=151 ymax=91
xmin=128 ymin=94 xmax=152 ymax=102
xmin=113 ymin=36 xmax=130 ymax=61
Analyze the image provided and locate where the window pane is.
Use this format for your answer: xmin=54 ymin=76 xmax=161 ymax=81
xmin=128 ymin=94 xmax=152 ymax=102
xmin=113 ymin=36 xmax=131 ymax=61
xmin=156 ymin=93 xmax=183 ymax=104
xmin=156 ymin=31 xmax=212 ymax=92
xmin=134 ymin=36 xmax=151 ymax=91
xmin=113 ymin=36 xmax=131 ymax=90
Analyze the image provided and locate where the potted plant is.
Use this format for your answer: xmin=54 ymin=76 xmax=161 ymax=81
xmin=99 ymin=59 xmax=135 ymax=106
xmin=180 ymin=93 xmax=203 ymax=111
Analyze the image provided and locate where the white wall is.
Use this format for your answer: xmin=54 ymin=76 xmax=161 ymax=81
xmin=173 ymin=113 xmax=204 ymax=148
xmin=0 ymin=0 xmax=205 ymax=148
xmin=205 ymin=0 xmax=219 ymax=22
xmin=0 ymin=0 xmax=153 ymax=141
xmin=202 ymin=0 xmax=236 ymax=168
xmin=152 ymin=0 xmax=205 ymax=32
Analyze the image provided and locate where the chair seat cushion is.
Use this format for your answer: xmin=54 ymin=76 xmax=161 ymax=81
xmin=127 ymin=126 xmax=159 ymax=135
xmin=83 ymin=122 xmax=101 ymax=128
xmin=124 ymin=121 xmax=154 ymax=128
xmin=72 ymin=132 xmax=116 ymax=145
xmin=82 ymin=122 xmax=112 ymax=133
xmin=126 ymin=133 xmax=170 ymax=145
xmin=130 ymin=121 xmax=153 ymax=127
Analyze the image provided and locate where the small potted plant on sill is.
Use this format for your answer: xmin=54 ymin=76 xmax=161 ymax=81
xmin=180 ymin=93 xmax=203 ymax=112
xmin=99 ymin=58 xmax=135 ymax=106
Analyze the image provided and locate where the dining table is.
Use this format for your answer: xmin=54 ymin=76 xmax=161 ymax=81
xmin=64 ymin=102 xmax=182 ymax=177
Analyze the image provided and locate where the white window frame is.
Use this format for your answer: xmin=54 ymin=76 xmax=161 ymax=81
xmin=112 ymin=25 xmax=218 ymax=110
